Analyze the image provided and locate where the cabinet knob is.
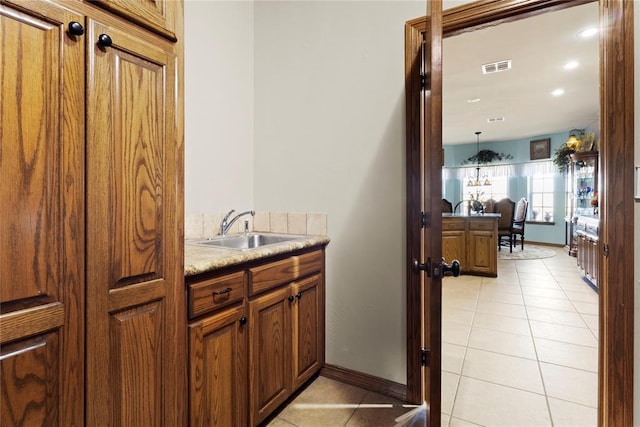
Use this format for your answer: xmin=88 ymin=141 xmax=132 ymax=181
xmin=239 ymin=317 xmax=247 ymax=325
xmin=68 ymin=21 xmax=85 ymax=36
xmin=287 ymin=295 xmax=295 ymax=302
xmin=295 ymin=292 xmax=302 ymax=300
xmin=97 ymin=34 xmax=113 ymax=48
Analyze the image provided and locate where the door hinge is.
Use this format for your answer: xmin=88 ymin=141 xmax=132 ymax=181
xmin=603 ymin=243 xmax=609 ymax=257
xmin=421 ymin=73 xmax=430 ymax=91
xmin=421 ymin=211 xmax=428 ymax=228
xmin=421 ymin=348 xmax=430 ymax=366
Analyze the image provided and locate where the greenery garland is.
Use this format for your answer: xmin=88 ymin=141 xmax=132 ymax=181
xmin=552 ymin=144 xmax=576 ymax=175
xmin=461 ymin=149 xmax=513 ymax=165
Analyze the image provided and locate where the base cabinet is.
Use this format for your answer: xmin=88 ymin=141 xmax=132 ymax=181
xmin=576 ymin=217 xmax=599 ymax=289
xmin=187 ymin=248 xmax=325 ymax=427
xmin=188 ymin=304 xmax=248 ymax=427
xmin=443 ymin=216 xmax=498 ymax=277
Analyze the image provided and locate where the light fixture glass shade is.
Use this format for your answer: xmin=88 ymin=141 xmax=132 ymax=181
xmin=566 ymin=129 xmax=584 ymax=150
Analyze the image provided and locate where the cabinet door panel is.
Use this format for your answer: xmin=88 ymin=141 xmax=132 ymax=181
xmin=291 ymin=274 xmax=323 ymax=389
xmin=189 ymin=305 xmax=247 ymax=427
xmin=0 ymin=2 xmax=84 ymax=426
xmin=85 ymin=20 xmax=182 ymax=426
xmin=468 ymin=230 xmax=496 ymax=274
xmin=443 ymin=231 xmax=466 ymax=268
xmin=249 ymin=287 xmax=291 ymax=426
xmin=0 ymin=333 xmax=59 ymax=427
xmin=109 ymin=301 xmax=163 ymax=425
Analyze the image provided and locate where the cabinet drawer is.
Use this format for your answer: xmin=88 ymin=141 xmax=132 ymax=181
xmin=249 ymin=251 xmax=323 ymax=296
xmin=469 ymin=220 xmax=495 ymax=231
xmin=188 ymin=271 xmax=246 ymax=318
xmin=442 ymin=218 xmax=466 ymax=231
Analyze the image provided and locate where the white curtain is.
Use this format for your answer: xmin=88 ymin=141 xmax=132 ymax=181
xmin=443 ymin=160 xmax=556 ymax=180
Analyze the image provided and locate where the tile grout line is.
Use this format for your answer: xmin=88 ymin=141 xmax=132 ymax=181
xmin=517 ymin=257 xmax=556 ymax=427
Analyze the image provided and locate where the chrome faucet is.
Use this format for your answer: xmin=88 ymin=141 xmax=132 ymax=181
xmin=220 ymin=209 xmax=255 ymax=235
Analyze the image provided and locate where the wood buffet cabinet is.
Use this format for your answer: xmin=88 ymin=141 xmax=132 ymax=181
xmin=1 ymin=1 xmax=184 ymax=425
xmin=442 ymin=214 xmax=499 ymax=277
xmin=187 ymin=247 xmax=326 ymax=426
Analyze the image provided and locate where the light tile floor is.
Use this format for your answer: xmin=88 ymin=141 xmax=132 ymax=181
xmin=266 ymin=246 xmax=598 ymax=426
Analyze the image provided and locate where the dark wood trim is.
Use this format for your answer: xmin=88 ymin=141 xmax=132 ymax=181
xmin=598 ymin=1 xmax=635 ymax=425
xmin=406 ymin=0 xmax=590 ymax=36
xmin=404 ymin=20 xmax=424 ymax=405
xmin=321 ymin=364 xmax=407 ymax=402
xmin=405 ymin=0 xmax=634 ymax=424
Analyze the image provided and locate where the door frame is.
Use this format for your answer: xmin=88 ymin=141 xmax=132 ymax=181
xmin=405 ymin=0 xmax=635 ymax=424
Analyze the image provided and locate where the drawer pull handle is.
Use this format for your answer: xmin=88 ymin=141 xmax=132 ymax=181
xmin=212 ymin=287 xmax=232 ymax=296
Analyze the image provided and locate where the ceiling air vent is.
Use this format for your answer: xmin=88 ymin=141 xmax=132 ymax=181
xmin=482 ymin=60 xmax=512 ymax=74
xmin=487 ymin=116 xmax=505 ymax=123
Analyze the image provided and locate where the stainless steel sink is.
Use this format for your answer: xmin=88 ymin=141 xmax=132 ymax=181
xmin=190 ymin=233 xmax=305 ymax=250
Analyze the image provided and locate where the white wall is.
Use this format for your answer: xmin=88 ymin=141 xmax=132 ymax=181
xmin=253 ymin=1 xmax=424 ymax=383
xmin=184 ymin=1 xmax=640 ymax=404
xmin=184 ymin=0 xmax=254 ymax=215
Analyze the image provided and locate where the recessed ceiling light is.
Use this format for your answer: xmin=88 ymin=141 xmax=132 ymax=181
xmin=579 ymin=27 xmax=598 ymax=38
xmin=552 ymin=88 xmax=565 ymax=96
xmin=564 ymin=60 xmax=579 ymax=70
xmin=467 ymin=98 xmax=480 ymax=103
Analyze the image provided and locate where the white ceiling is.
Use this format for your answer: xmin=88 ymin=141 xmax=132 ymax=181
xmin=442 ymin=2 xmax=599 ymax=145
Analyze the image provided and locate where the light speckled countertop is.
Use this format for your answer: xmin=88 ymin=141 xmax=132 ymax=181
xmin=184 ymin=234 xmax=330 ymax=277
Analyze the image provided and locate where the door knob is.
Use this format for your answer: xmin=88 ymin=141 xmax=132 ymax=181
xmin=442 ymin=259 xmax=461 ymax=277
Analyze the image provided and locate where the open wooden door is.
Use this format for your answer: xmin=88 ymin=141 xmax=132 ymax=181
xmin=405 ymin=1 xmax=443 ymax=425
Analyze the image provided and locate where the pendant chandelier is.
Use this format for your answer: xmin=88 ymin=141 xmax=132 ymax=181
xmin=467 ymin=131 xmax=492 ymax=187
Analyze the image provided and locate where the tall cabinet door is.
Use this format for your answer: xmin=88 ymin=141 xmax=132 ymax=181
xmin=85 ymin=20 xmax=183 ymax=426
xmin=0 ymin=2 xmax=84 ymax=426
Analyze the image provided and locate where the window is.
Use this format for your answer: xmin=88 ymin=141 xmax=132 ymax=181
xmin=529 ymin=174 xmax=554 ymax=222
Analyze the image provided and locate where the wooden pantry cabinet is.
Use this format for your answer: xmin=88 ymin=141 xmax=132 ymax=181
xmin=0 ymin=1 xmax=184 ymax=425
xmin=187 ymin=248 xmax=326 ymax=427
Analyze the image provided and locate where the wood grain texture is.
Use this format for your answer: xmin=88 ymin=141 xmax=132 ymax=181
xmin=0 ymin=1 xmax=85 ymax=425
xmin=403 ymin=19 xmax=424 ymax=405
xmin=109 ymin=302 xmax=163 ymax=426
xmin=90 ymin=0 xmax=177 ymax=41
xmin=598 ymin=0 xmax=635 ymax=425
xmin=187 ymin=247 xmax=325 ymax=426
xmin=188 ymin=271 xmax=246 ymax=319
xmin=188 ymin=304 xmax=247 ymax=427
xmin=0 ymin=333 xmax=59 ymax=426
xmin=422 ymin=2 xmax=444 ymax=423
xmin=249 ymin=251 xmax=323 ymax=296
xmin=291 ymin=274 xmax=322 ymax=390
xmin=84 ymin=14 xmax=184 ymax=426
xmin=249 ymin=287 xmax=292 ymax=426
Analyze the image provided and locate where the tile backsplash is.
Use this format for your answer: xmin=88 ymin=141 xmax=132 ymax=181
xmin=185 ymin=211 xmax=328 ymax=240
